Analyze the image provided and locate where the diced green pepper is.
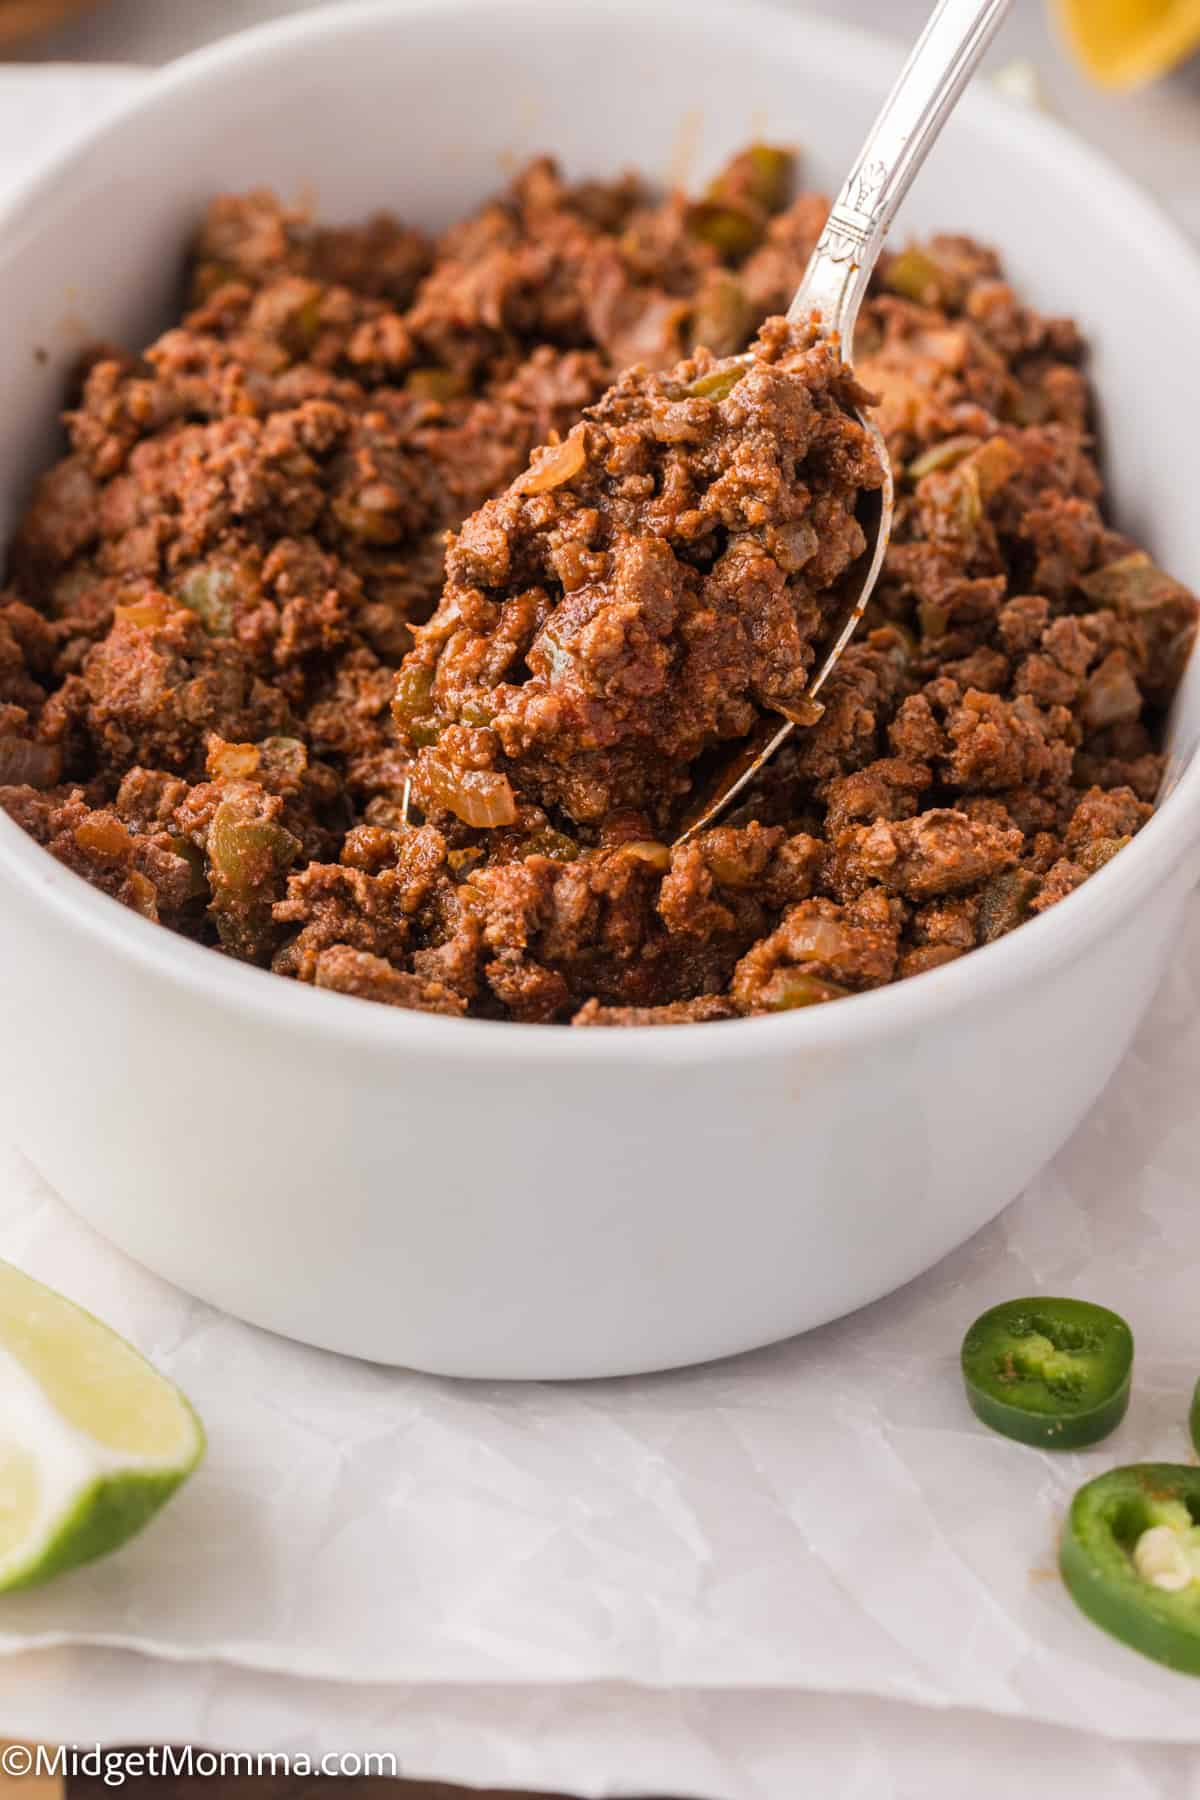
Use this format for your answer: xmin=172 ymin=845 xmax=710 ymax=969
xmin=742 ymin=144 xmax=793 ymax=213
xmin=961 ymin=1297 xmax=1133 ymax=1449
xmin=1080 ymin=553 xmax=1193 ymax=616
xmin=1077 ymin=834 xmax=1131 ymax=874
xmin=977 ymin=868 xmax=1041 ymax=943
xmin=285 ymin=288 xmax=324 ymax=353
xmin=206 ymin=798 xmax=299 ymax=962
xmin=884 ymin=244 xmax=965 ymax=309
xmin=686 ymin=364 xmax=746 ymax=403
xmin=524 ymin=827 xmax=580 ymax=863
xmin=686 ymin=201 xmax=762 ymax=261
xmin=763 ymin=970 xmax=850 ymax=1011
xmin=1060 ymin=1465 xmax=1200 ymax=1675
xmin=884 ymin=246 xmax=944 ymax=305
xmin=689 ymin=273 xmax=751 ymax=358
xmin=174 ymin=564 xmax=237 ymax=636
xmin=192 ymin=260 xmax=243 ymax=302
xmin=168 ymin=834 xmax=210 ymax=903
xmin=705 ymin=144 xmax=794 ymax=214
xmin=405 ymin=367 xmax=469 ymax=404
xmin=393 ymin=662 xmax=440 ymax=747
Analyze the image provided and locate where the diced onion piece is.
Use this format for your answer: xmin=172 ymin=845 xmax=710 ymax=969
xmin=707 ymin=852 xmax=756 ymax=889
xmin=421 ymin=755 xmax=517 ymax=829
xmin=785 ymin=916 xmax=855 ymax=963
xmin=114 ymin=594 xmax=173 ymax=631
xmin=908 ymin=434 xmax=980 ymax=481
xmin=620 ymin=840 xmax=671 ymax=872
xmin=905 ymin=943 xmax=962 ymax=974
xmin=0 ymin=736 xmax=62 ymax=789
xmin=1082 ymin=652 xmax=1142 ymax=730
xmin=207 ymin=739 xmax=261 ymax=781
xmin=777 ymin=694 xmax=825 ymax=728
xmin=534 ymin=628 xmax=576 ymax=686
xmin=972 ymin=435 xmax=1022 ymax=500
xmin=123 ymin=869 xmax=159 ymax=919
xmin=258 ymin=736 xmax=308 ymax=786
xmin=516 ymin=429 xmax=587 ymax=496
xmin=74 ymin=814 xmax=132 ymax=859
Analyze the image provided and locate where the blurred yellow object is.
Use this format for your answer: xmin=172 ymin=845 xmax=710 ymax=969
xmin=1055 ymin=0 xmax=1200 ymax=87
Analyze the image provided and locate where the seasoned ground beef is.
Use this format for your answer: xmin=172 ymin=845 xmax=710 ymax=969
xmin=0 ymin=149 xmax=1194 ymax=1025
xmin=398 ymin=319 xmax=881 ymax=829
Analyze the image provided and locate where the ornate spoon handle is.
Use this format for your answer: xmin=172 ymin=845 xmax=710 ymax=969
xmin=674 ymin=0 xmax=1012 ymax=842
xmin=789 ymin=0 xmax=1012 ymax=346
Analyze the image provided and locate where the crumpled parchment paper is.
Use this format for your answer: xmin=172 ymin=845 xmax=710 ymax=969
xmin=5 ymin=889 xmax=1200 ymax=1737
xmin=3 ymin=60 xmax=1200 ymax=1800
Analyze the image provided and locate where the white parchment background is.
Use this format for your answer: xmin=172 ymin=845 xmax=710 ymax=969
xmin=3 ymin=60 xmax=1200 ymax=1800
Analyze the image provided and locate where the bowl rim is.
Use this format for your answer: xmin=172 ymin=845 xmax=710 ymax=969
xmin=1 ymin=0 xmax=1199 ymax=1069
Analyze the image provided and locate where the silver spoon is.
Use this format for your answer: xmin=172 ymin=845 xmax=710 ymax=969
xmin=676 ymin=0 xmax=1012 ymax=841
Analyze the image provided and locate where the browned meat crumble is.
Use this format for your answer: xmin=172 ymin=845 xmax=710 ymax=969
xmin=0 ymin=150 xmax=1194 ymax=1025
xmin=399 ymin=318 xmax=881 ymax=830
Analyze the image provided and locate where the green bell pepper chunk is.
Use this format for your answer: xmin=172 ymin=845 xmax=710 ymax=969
xmin=1061 ymin=1465 xmax=1200 ymax=1675
xmin=960 ymin=1297 xmax=1133 ymax=1449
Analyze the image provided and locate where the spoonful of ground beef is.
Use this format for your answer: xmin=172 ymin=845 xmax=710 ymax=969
xmin=394 ymin=0 xmax=1011 ymax=839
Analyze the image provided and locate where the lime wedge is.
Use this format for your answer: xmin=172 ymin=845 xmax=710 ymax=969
xmin=0 ymin=1260 xmax=204 ymax=1593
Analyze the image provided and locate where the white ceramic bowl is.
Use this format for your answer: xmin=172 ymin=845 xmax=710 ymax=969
xmin=1 ymin=0 xmax=1198 ymax=1379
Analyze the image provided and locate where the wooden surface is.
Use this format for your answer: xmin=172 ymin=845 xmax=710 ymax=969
xmin=0 ymin=1746 xmax=60 ymax=1800
xmin=0 ymin=0 xmax=98 ymax=47
xmin=0 ymin=1749 xmax=575 ymax=1800
xmin=71 ymin=1780 xmax=565 ymax=1800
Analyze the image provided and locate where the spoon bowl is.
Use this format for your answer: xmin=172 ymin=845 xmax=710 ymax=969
xmin=676 ymin=0 xmax=1009 ymax=840
xmin=677 ymin=399 xmax=893 ymax=838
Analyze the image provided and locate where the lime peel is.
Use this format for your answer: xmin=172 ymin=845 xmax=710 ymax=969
xmin=0 ymin=1262 xmax=204 ymax=1593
